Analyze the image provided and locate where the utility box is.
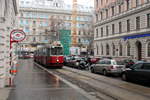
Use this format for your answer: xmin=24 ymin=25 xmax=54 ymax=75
xmin=59 ymin=30 xmax=71 ymax=55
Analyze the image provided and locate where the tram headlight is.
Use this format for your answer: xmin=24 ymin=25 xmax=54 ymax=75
xmin=57 ymin=59 xmax=59 ymax=62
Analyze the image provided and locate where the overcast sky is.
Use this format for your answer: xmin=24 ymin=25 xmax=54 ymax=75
xmin=64 ymin=0 xmax=94 ymax=7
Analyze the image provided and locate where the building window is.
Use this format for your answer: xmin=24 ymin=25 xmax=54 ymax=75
xmin=127 ymin=43 xmax=131 ymax=56
xmin=101 ymin=27 xmax=103 ymax=37
xmin=21 ymin=13 xmax=23 ymax=17
xmin=136 ymin=16 xmax=140 ymax=30
xmin=101 ymin=44 xmax=103 ymax=55
xmin=112 ymin=44 xmax=115 ymax=56
xmin=96 ymin=44 xmax=99 ymax=55
xmin=126 ymin=0 xmax=129 ymax=10
xmin=127 ymin=19 xmax=130 ymax=32
xmin=78 ymin=31 xmax=81 ymax=35
xmin=106 ymin=9 xmax=108 ymax=18
xmin=96 ymin=14 xmax=98 ymax=21
xmin=106 ymin=44 xmax=109 ymax=55
xmin=101 ymin=0 xmax=103 ymax=5
xmin=33 ymin=28 xmax=36 ymax=34
xmin=33 ymin=21 xmax=36 ymax=24
xmin=119 ymin=22 xmax=122 ymax=33
xmin=96 ymin=28 xmax=98 ymax=37
xmin=100 ymin=12 xmax=103 ymax=20
xmin=118 ymin=5 xmax=121 ymax=13
xmin=112 ymin=24 xmax=115 ymax=35
xmin=96 ymin=0 xmax=98 ymax=8
xmin=119 ymin=43 xmax=123 ymax=56
xmin=56 ymin=3 xmax=58 ymax=7
xmin=78 ymin=38 xmax=81 ymax=43
xmin=136 ymin=0 xmax=139 ymax=6
xmin=25 ymin=27 xmax=29 ymax=32
xmin=148 ymin=42 xmax=150 ymax=57
xmin=106 ymin=26 xmax=109 ymax=36
xmin=147 ymin=14 xmax=150 ymax=27
xmin=33 ymin=37 xmax=36 ymax=42
xmin=111 ymin=6 xmax=114 ymax=16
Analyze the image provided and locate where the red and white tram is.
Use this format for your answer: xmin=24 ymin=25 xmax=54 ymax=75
xmin=34 ymin=41 xmax=64 ymax=68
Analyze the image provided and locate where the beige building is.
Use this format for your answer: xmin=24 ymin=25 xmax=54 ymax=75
xmin=94 ymin=0 xmax=150 ymax=61
xmin=0 ymin=0 xmax=19 ymax=87
xmin=18 ymin=0 xmax=94 ymax=54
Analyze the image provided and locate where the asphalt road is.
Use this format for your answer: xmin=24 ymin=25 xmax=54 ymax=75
xmin=7 ymin=59 xmax=89 ymax=100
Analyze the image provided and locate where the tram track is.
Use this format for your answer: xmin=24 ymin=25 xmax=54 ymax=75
xmin=54 ymin=67 xmax=150 ymax=100
xmin=34 ymin=62 xmax=150 ymax=100
xmin=61 ymin=67 xmax=150 ymax=98
xmin=52 ymin=69 xmax=119 ymax=100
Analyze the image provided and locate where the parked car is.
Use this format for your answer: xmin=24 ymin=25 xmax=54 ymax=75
xmin=79 ymin=58 xmax=90 ymax=69
xmin=121 ymin=62 xmax=150 ymax=83
xmin=65 ymin=56 xmax=83 ymax=68
xmin=123 ymin=59 xmax=136 ymax=68
xmin=90 ymin=59 xmax=125 ymax=76
xmin=64 ymin=56 xmax=72 ymax=65
xmin=88 ymin=57 xmax=100 ymax=65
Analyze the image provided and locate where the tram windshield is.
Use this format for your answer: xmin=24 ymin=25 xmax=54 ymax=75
xmin=51 ymin=47 xmax=63 ymax=55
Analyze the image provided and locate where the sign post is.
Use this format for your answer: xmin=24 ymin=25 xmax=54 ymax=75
xmin=9 ymin=29 xmax=26 ymax=86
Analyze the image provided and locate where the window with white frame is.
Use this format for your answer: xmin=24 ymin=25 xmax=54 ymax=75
xmin=112 ymin=44 xmax=115 ymax=56
xmin=101 ymin=44 xmax=103 ymax=55
xmin=127 ymin=43 xmax=131 ymax=56
xmin=119 ymin=43 xmax=123 ymax=56
xmin=96 ymin=44 xmax=99 ymax=55
xmin=106 ymin=44 xmax=109 ymax=55
xmin=147 ymin=42 xmax=150 ymax=57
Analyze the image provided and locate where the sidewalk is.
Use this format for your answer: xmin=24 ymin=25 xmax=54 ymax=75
xmin=0 ymin=87 xmax=11 ymax=100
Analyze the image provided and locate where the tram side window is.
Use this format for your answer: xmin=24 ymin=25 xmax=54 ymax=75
xmin=47 ymin=48 xmax=50 ymax=56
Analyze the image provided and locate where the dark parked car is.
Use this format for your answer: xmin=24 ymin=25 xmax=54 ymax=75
xmin=123 ymin=59 xmax=136 ymax=68
xmin=121 ymin=62 xmax=150 ymax=83
xmin=65 ymin=56 xmax=82 ymax=68
xmin=64 ymin=56 xmax=72 ymax=65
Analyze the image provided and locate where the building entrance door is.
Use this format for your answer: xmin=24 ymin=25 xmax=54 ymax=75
xmin=136 ymin=41 xmax=142 ymax=60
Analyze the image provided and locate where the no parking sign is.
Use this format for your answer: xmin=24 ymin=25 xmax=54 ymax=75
xmin=10 ymin=29 xmax=26 ymax=42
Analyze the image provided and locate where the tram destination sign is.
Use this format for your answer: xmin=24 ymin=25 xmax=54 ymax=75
xmin=10 ymin=29 xmax=26 ymax=42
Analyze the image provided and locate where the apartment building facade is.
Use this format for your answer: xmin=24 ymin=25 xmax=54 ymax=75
xmin=94 ymin=0 xmax=150 ymax=61
xmin=19 ymin=0 xmax=94 ymax=54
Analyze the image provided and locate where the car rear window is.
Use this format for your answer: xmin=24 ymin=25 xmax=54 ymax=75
xmin=113 ymin=61 xmax=124 ymax=65
xmin=143 ymin=63 xmax=150 ymax=70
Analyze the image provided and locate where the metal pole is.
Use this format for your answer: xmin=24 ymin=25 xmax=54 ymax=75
xmin=9 ymin=34 xmax=12 ymax=86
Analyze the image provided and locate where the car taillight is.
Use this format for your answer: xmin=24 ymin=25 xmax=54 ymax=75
xmin=109 ymin=66 xmax=116 ymax=70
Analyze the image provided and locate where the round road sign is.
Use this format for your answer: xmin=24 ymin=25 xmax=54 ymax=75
xmin=11 ymin=29 xmax=26 ymax=42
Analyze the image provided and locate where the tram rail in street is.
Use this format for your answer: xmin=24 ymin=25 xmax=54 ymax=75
xmin=35 ymin=62 xmax=150 ymax=100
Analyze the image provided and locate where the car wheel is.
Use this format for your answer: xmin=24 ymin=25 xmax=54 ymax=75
xmin=122 ymin=73 xmax=127 ymax=81
xmin=90 ymin=67 xmax=95 ymax=73
xmin=103 ymin=70 xmax=108 ymax=76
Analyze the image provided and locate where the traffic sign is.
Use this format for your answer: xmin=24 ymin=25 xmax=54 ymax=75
xmin=10 ymin=29 xmax=26 ymax=42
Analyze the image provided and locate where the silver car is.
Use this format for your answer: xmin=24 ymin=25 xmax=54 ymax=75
xmin=90 ymin=59 xmax=125 ymax=76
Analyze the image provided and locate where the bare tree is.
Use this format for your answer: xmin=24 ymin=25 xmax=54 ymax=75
xmin=45 ymin=16 xmax=64 ymax=42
